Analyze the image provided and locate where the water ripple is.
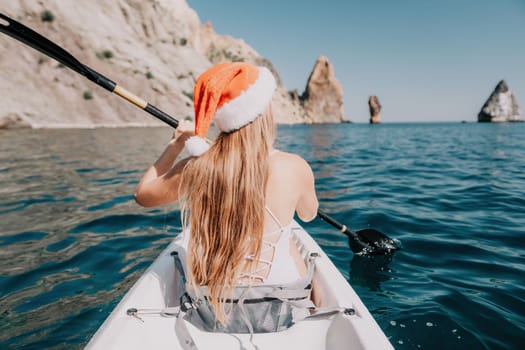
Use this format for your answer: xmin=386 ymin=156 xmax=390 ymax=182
xmin=1 ymin=124 xmax=524 ymax=349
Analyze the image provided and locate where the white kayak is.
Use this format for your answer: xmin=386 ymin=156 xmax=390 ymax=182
xmin=86 ymin=221 xmax=393 ymax=349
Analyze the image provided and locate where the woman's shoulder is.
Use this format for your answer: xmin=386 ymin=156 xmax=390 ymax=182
xmin=272 ymin=149 xmax=303 ymax=163
xmin=271 ymin=150 xmax=313 ymax=173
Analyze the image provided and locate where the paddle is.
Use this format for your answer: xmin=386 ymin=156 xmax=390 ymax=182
xmin=0 ymin=13 xmax=178 ymax=129
xmin=1 ymin=13 xmax=398 ymax=255
xmin=317 ymin=209 xmax=398 ymax=255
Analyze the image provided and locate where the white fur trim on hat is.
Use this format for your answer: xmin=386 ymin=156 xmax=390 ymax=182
xmin=185 ymin=136 xmax=210 ymax=157
xmin=213 ymin=67 xmax=277 ymax=133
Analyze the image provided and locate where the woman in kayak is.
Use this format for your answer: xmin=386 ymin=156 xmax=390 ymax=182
xmin=134 ymin=62 xmax=319 ymax=324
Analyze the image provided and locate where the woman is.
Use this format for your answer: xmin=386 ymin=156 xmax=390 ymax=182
xmin=134 ymin=62 xmax=319 ymax=325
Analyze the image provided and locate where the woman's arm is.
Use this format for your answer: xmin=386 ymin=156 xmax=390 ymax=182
xmin=295 ymin=157 xmax=319 ymax=222
xmin=134 ymin=130 xmax=193 ymax=207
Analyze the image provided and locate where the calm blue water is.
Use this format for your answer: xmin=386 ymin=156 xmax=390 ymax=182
xmin=1 ymin=123 xmax=524 ymax=349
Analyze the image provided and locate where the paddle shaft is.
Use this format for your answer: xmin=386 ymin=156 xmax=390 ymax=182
xmin=0 ymin=13 xmax=178 ymax=129
xmin=0 ymin=14 xmax=398 ymax=254
xmin=317 ymin=209 xmax=359 ymax=240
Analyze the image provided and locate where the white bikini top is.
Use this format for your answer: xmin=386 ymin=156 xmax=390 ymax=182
xmin=237 ymin=149 xmax=302 ymax=285
xmin=238 ymin=205 xmax=302 ymax=285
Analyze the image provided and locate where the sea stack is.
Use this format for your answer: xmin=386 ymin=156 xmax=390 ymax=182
xmin=368 ymin=96 xmax=381 ymax=124
xmin=478 ymin=80 xmax=523 ymax=122
xmin=301 ymin=56 xmax=344 ymax=123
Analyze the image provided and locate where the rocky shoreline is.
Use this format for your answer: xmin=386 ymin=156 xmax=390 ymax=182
xmin=2 ymin=2 xmax=522 ymax=128
xmin=0 ymin=0 xmax=344 ymax=129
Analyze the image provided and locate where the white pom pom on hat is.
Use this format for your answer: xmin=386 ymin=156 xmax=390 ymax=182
xmin=184 ymin=136 xmax=210 ymax=156
xmin=185 ymin=62 xmax=277 ymax=157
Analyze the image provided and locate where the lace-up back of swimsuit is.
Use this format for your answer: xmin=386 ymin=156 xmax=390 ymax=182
xmin=238 ymin=205 xmax=302 ymax=285
xmin=237 ymin=149 xmax=303 ymax=285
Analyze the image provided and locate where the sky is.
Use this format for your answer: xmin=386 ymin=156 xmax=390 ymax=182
xmin=188 ymin=0 xmax=525 ymax=123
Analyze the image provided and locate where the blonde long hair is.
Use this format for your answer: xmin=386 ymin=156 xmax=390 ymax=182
xmin=180 ymin=108 xmax=276 ymax=324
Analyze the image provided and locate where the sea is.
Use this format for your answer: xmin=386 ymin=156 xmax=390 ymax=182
xmin=0 ymin=122 xmax=524 ymax=349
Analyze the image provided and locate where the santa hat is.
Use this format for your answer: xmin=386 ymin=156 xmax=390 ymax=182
xmin=185 ymin=62 xmax=277 ymax=156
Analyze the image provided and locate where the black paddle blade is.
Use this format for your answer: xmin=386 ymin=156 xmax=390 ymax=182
xmin=0 ymin=13 xmax=87 ymax=76
xmin=0 ymin=13 xmax=116 ymax=91
xmin=0 ymin=13 xmax=179 ymax=128
xmin=351 ymin=228 xmax=400 ymax=255
xmin=317 ymin=209 xmax=399 ymax=255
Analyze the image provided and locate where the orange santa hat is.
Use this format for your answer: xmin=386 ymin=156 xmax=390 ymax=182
xmin=185 ymin=62 xmax=277 ymax=156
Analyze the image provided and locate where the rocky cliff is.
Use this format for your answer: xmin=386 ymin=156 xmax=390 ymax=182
xmin=0 ymin=0 xmax=345 ymax=129
xmin=301 ymin=56 xmax=344 ymax=123
xmin=478 ymin=80 xmax=523 ymax=122
xmin=368 ymin=95 xmax=381 ymax=124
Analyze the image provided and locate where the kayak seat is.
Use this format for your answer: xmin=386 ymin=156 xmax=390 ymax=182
xmin=170 ymin=249 xmax=316 ymax=335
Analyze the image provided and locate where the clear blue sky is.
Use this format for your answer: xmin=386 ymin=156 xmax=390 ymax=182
xmin=188 ymin=0 xmax=525 ymax=123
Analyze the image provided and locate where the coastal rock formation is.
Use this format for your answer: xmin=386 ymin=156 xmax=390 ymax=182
xmin=301 ymin=56 xmax=344 ymax=123
xmin=0 ymin=0 xmax=346 ymax=128
xmin=368 ymin=96 xmax=381 ymax=124
xmin=478 ymin=80 xmax=523 ymax=122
